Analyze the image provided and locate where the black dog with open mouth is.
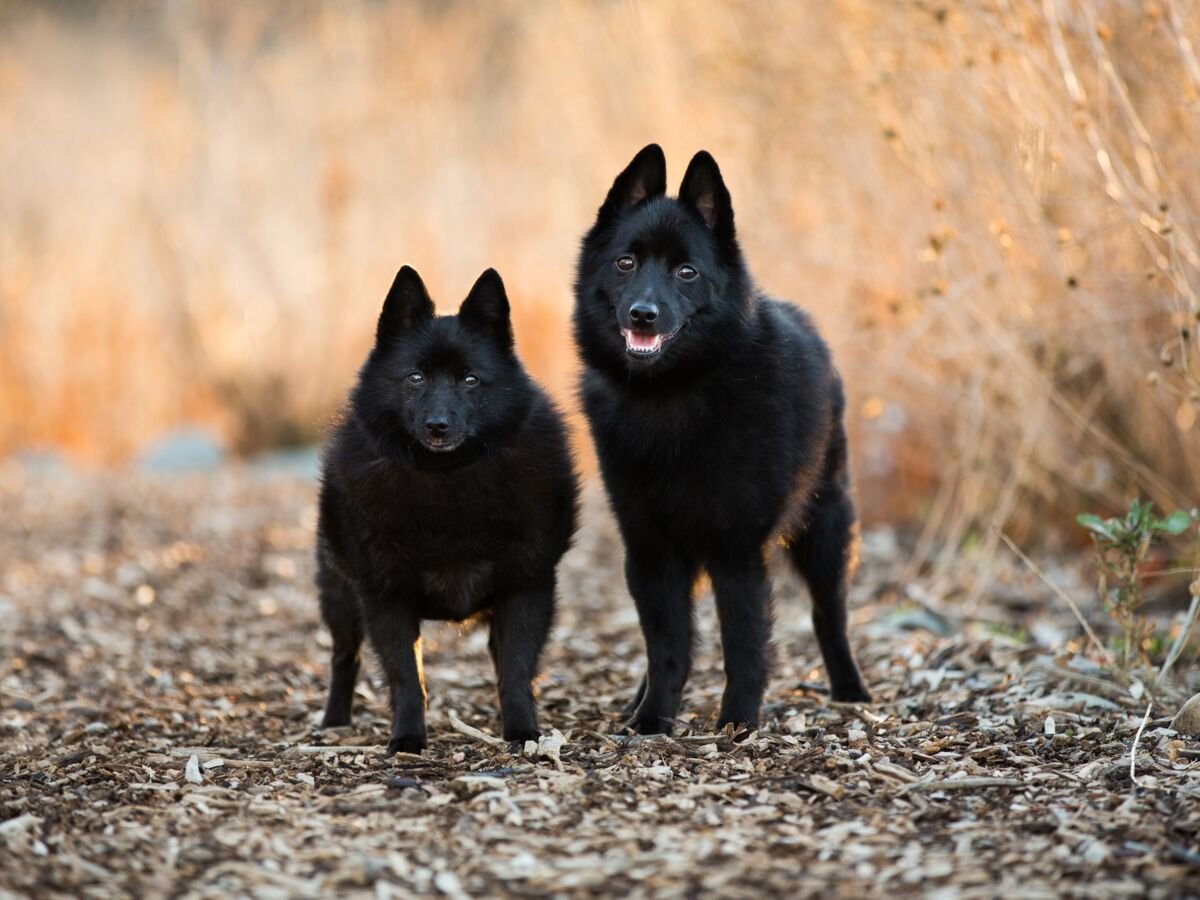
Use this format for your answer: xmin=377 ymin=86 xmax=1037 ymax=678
xmin=574 ymin=145 xmax=871 ymax=735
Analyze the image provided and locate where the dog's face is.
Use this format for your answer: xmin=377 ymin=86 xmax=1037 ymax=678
xmin=575 ymin=145 xmax=749 ymax=375
xmin=353 ymin=267 xmax=528 ymax=462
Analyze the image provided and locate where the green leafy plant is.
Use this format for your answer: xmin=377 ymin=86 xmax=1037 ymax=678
xmin=1077 ymin=500 xmax=1196 ymax=673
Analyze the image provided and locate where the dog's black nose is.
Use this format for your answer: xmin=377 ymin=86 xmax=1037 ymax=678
xmin=629 ymin=301 xmax=658 ymax=325
xmin=425 ymin=417 xmax=450 ymax=437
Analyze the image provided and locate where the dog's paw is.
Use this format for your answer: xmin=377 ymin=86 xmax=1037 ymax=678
xmin=629 ymin=714 xmax=674 ymax=736
xmin=320 ymin=711 xmax=352 ymax=729
xmin=716 ymin=715 xmax=760 ymax=735
xmin=502 ymin=727 xmax=540 ymax=746
xmin=386 ymin=733 xmax=427 ymax=755
xmin=830 ymin=684 xmax=872 ymax=704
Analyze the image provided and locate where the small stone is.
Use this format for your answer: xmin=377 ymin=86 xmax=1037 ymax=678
xmin=1081 ymin=840 xmax=1110 ymax=863
xmin=184 ymin=754 xmax=203 ymax=785
xmin=1170 ymin=693 xmax=1200 ymax=735
xmin=433 ymin=870 xmax=466 ymax=899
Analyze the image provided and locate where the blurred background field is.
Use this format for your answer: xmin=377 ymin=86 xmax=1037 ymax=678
xmin=3 ymin=9 xmax=1200 ymax=893
xmin=1 ymin=0 xmax=1198 ymax=548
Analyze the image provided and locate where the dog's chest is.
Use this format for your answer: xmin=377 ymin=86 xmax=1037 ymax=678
xmin=419 ymin=559 xmax=497 ymax=618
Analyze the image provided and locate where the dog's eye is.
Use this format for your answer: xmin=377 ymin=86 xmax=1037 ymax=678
xmin=615 ymin=255 xmax=637 ymax=272
xmin=407 ymin=372 xmax=424 ymax=385
xmin=677 ymin=264 xmax=698 ymax=281
xmin=463 ymin=374 xmax=479 ymax=387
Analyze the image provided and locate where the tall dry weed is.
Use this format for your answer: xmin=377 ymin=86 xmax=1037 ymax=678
xmin=0 ymin=1 xmax=1196 ymax=559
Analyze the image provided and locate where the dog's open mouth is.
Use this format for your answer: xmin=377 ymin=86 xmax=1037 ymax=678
xmin=421 ymin=436 xmax=464 ymax=453
xmin=621 ymin=326 xmax=680 ymax=358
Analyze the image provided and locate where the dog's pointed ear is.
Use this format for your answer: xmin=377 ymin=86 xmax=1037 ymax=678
xmin=459 ymin=268 xmax=513 ymax=348
xmin=599 ymin=143 xmax=667 ymax=219
xmin=679 ymin=150 xmax=734 ymax=239
xmin=377 ymin=266 xmax=435 ymax=344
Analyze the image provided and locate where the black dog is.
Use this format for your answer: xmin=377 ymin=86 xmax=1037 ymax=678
xmin=316 ymin=266 xmax=578 ymax=753
xmin=573 ymin=144 xmax=871 ymax=734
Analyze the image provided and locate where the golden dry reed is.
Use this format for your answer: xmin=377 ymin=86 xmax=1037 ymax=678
xmin=1 ymin=1 xmax=1197 ymax=543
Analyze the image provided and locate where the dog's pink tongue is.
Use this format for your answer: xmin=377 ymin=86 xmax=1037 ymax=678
xmin=626 ymin=330 xmax=658 ymax=351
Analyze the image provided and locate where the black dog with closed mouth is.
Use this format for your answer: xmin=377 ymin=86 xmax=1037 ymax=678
xmin=573 ymin=144 xmax=871 ymax=734
xmin=316 ymin=266 xmax=578 ymax=753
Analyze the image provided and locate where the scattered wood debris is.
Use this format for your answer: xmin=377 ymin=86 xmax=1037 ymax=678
xmin=1 ymin=470 xmax=1197 ymax=896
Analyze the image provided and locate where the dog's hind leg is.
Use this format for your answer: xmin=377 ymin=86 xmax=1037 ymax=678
xmin=784 ymin=472 xmax=871 ymax=703
xmin=317 ymin=563 xmax=364 ymax=728
xmin=621 ymin=675 xmax=647 ymax=715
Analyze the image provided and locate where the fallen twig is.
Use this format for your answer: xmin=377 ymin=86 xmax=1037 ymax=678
xmin=872 ymin=761 xmax=920 ymax=784
xmin=1130 ymin=701 xmax=1153 ymax=792
xmin=446 ymin=711 xmax=505 ymax=746
xmin=1156 ymin=595 xmax=1200 ymax=687
xmin=998 ymin=530 xmax=1114 ymax=666
xmin=163 ymin=747 xmax=242 ymax=758
xmin=903 ymin=777 xmax=1025 ymax=793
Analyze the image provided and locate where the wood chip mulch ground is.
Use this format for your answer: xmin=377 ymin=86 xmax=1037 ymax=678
xmin=1 ymin=466 xmax=1198 ymax=898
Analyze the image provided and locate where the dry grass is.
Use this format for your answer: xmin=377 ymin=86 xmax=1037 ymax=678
xmin=1 ymin=1 xmax=1197 ymax=548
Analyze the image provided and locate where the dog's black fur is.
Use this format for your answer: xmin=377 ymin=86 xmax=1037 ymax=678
xmin=573 ymin=144 xmax=871 ymax=734
xmin=316 ymin=266 xmax=578 ymax=754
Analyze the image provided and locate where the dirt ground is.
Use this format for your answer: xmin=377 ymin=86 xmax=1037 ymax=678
xmin=1 ymin=466 xmax=1198 ymax=899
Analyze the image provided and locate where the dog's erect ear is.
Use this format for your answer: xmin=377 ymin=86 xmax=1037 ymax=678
xmin=377 ymin=266 xmax=435 ymax=343
xmin=679 ymin=150 xmax=735 ymax=240
xmin=459 ymin=268 xmax=513 ymax=348
xmin=599 ymin=143 xmax=667 ymax=219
